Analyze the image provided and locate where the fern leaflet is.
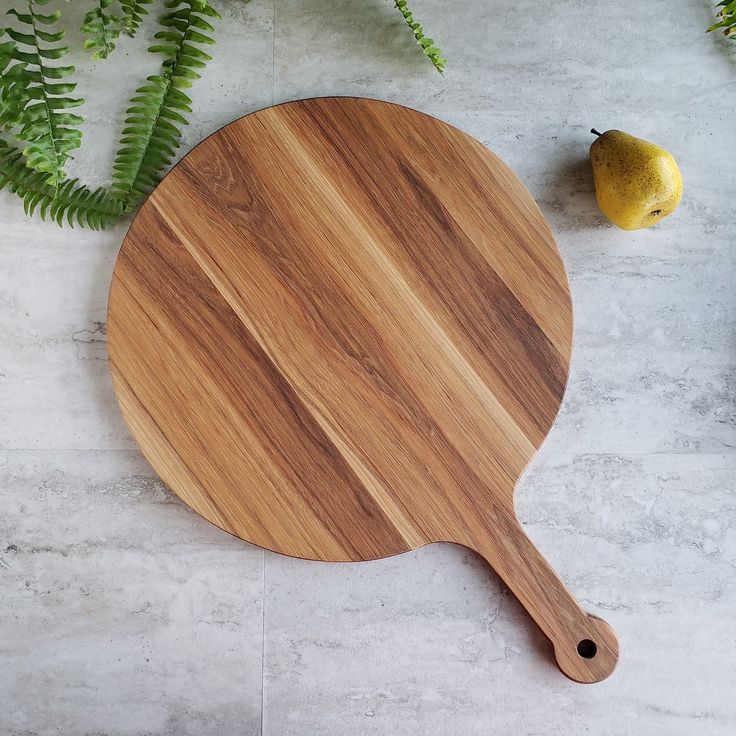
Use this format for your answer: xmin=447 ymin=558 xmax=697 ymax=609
xmin=709 ymin=2 xmax=736 ymax=38
xmin=0 ymin=0 xmax=83 ymax=187
xmin=112 ymin=0 xmax=219 ymax=210
xmin=121 ymin=0 xmax=154 ymax=36
xmin=393 ymin=0 xmax=446 ymax=73
xmin=0 ymin=138 xmax=124 ymax=228
xmin=81 ymin=0 xmax=122 ymax=60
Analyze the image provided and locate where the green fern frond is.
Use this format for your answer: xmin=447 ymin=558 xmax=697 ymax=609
xmin=81 ymin=0 xmax=122 ymax=60
xmin=120 ymin=0 xmax=153 ymax=36
xmin=0 ymin=0 xmax=83 ymax=187
xmin=112 ymin=0 xmax=219 ymax=210
xmin=0 ymin=137 xmax=124 ymax=228
xmin=708 ymin=1 xmax=736 ymax=37
xmin=393 ymin=0 xmax=446 ymax=73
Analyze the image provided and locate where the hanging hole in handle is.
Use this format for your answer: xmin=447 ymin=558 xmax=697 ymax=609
xmin=577 ymin=639 xmax=598 ymax=659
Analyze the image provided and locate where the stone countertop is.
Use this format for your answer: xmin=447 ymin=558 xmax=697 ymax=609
xmin=1 ymin=1 xmax=735 ymax=734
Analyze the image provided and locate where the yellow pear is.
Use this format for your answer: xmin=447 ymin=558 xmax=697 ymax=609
xmin=589 ymin=129 xmax=682 ymax=230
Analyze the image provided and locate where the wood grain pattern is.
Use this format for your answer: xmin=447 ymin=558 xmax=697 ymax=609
xmin=108 ymin=97 xmax=618 ymax=683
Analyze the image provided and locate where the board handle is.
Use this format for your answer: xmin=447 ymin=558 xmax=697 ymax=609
xmin=472 ymin=513 xmax=618 ymax=683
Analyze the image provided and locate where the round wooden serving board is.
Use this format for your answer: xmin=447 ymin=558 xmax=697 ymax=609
xmin=108 ymin=97 xmax=618 ymax=683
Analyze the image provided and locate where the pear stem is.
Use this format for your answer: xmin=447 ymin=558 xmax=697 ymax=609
xmin=591 ymin=128 xmax=602 ymax=137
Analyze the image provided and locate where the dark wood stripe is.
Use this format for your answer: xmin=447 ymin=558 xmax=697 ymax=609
xmin=171 ymin=146 xmax=511 ymax=538
xmin=112 ymin=207 xmax=412 ymax=560
xmin=283 ymin=98 xmax=567 ymax=443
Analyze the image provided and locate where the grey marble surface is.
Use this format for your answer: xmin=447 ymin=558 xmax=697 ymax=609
xmin=1 ymin=1 xmax=734 ymax=734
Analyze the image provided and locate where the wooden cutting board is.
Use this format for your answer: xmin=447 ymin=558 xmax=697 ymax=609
xmin=108 ymin=97 xmax=618 ymax=683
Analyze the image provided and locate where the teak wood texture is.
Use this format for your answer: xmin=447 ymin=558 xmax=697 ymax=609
xmin=108 ymin=97 xmax=618 ymax=683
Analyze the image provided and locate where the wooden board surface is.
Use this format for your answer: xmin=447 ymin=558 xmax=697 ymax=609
xmin=108 ymin=97 xmax=618 ymax=682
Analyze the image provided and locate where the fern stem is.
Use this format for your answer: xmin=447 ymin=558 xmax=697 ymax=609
xmin=0 ymin=137 xmax=124 ymax=228
xmin=117 ymin=51 xmax=184 ymax=207
xmin=112 ymin=0 xmax=218 ymax=209
xmin=393 ymin=0 xmax=446 ymax=73
xmin=98 ymin=0 xmax=115 ymax=56
xmin=91 ymin=0 xmax=118 ymax=58
xmin=1 ymin=0 xmax=84 ymax=185
xmin=120 ymin=0 xmax=153 ymax=36
xmin=27 ymin=0 xmax=63 ymax=193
